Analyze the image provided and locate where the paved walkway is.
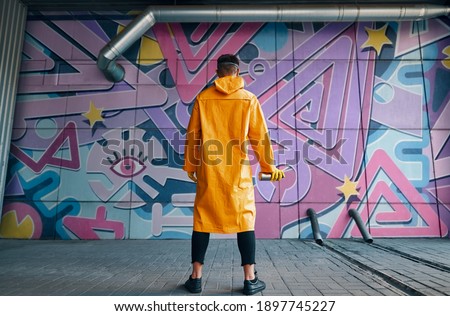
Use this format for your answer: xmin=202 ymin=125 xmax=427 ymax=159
xmin=0 ymin=238 xmax=448 ymax=296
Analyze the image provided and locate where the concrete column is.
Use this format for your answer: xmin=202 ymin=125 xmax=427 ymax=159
xmin=0 ymin=0 xmax=27 ymax=222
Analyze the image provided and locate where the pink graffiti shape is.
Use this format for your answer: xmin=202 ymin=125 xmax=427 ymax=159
xmin=10 ymin=121 xmax=80 ymax=173
xmin=328 ymin=150 xmax=448 ymax=238
xmin=62 ymin=206 xmax=125 ymax=239
xmin=370 ymin=181 xmax=412 ymax=224
xmin=153 ymin=22 xmax=263 ymax=103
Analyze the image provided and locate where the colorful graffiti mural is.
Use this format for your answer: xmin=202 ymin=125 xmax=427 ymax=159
xmin=0 ymin=12 xmax=449 ymax=239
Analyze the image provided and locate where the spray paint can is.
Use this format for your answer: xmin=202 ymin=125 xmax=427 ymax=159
xmin=258 ymin=172 xmax=272 ymax=181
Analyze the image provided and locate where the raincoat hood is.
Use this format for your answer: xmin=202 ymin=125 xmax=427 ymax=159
xmin=214 ymin=76 xmax=244 ymax=95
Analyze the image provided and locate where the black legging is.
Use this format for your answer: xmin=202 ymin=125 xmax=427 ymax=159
xmin=191 ymin=230 xmax=256 ymax=266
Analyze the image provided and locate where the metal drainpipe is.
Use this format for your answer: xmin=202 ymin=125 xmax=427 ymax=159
xmin=348 ymin=209 xmax=374 ymax=243
xmin=97 ymin=4 xmax=450 ymax=82
xmin=307 ymin=208 xmax=324 ymax=245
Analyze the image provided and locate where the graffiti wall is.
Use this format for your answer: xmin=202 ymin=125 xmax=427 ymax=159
xmin=1 ymin=12 xmax=449 ymax=239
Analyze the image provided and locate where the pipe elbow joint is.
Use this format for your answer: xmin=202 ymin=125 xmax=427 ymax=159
xmin=97 ymin=47 xmax=125 ymax=83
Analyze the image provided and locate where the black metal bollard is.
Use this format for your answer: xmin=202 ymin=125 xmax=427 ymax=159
xmin=348 ymin=209 xmax=373 ymax=243
xmin=307 ymin=208 xmax=323 ymax=245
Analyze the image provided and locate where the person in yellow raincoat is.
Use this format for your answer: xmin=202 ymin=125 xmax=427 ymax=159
xmin=183 ymin=54 xmax=284 ymax=295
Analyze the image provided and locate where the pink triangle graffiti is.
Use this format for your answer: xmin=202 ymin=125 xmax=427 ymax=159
xmin=152 ymin=22 xmax=263 ymax=103
xmin=329 ymin=150 xmax=448 ymax=238
xmin=62 ymin=206 xmax=125 ymax=239
xmin=368 ymin=182 xmax=413 ymax=224
xmin=164 ymin=23 xmax=234 ymax=72
xmin=10 ymin=121 xmax=80 ymax=173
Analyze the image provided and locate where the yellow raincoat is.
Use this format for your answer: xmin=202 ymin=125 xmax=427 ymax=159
xmin=183 ymin=75 xmax=276 ymax=233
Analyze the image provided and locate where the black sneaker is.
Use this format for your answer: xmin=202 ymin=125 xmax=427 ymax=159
xmin=243 ymin=277 xmax=266 ymax=295
xmin=184 ymin=276 xmax=202 ymax=293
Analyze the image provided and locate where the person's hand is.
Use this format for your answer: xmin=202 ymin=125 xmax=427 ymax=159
xmin=271 ymin=168 xmax=285 ymax=181
xmin=187 ymin=172 xmax=198 ymax=183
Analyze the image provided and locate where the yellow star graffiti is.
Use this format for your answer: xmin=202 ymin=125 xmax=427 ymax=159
xmin=336 ymin=175 xmax=359 ymax=202
xmin=442 ymin=46 xmax=450 ymax=69
xmin=82 ymin=101 xmax=104 ymax=128
xmin=361 ymin=24 xmax=393 ymax=56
